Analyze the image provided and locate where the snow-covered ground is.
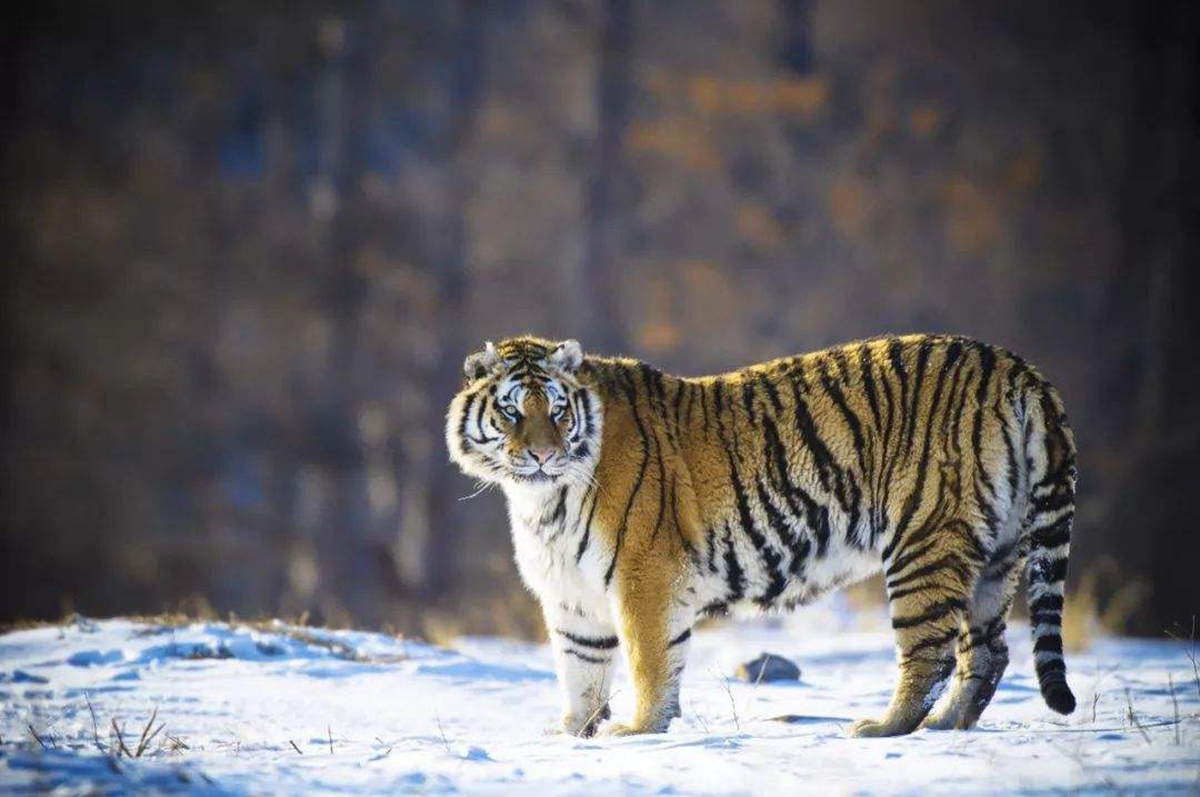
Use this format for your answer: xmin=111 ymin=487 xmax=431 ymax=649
xmin=2 ymin=602 xmax=1198 ymax=795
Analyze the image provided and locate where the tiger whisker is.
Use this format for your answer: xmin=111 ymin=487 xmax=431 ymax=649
xmin=458 ymin=482 xmax=495 ymax=501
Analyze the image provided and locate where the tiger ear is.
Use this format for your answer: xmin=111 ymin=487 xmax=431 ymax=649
xmin=463 ymin=341 xmax=501 ymax=381
xmin=548 ymin=339 xmax=583 ymax=374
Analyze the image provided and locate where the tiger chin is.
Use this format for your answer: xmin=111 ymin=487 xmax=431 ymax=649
xmin=445 ymin=334 xmax=1077 ymax=738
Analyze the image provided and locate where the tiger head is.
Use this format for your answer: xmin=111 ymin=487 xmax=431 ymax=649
xmin=446 ymin=336 xmax=603 ymax=490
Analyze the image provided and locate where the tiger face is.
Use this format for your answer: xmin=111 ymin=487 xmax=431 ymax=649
xmin=445 ymin=337 xmax=603 ymax=489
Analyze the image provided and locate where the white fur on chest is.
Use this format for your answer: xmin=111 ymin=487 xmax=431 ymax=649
xmin=504 ymin=484 xmax=611 ymax=617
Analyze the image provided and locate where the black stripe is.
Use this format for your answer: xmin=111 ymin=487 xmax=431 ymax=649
xmin=959 ymin=620 xmax=1006 ymax=651
xmin=557 ymin=630 xmax=619 ymax=649
xmin=760 ymin=411 xmax=828 ymax=559
xmin=858 ymin=343 xmax=883 ymax=431
xmin=548 ymin=486 xmax=568 ymax=526
xmin=576 ymin=486 xmax=600 ymax=563
xmin=672 ymin=378 xmax=686 ymax=434
xmin=817 ymin=360 xmax=868 ymax=477
xmin=891 ymin=597 xmax=967 ymax=630
xmin=1036 ymin=659 xmax=1067 ymax=675
xmin=721 ymin=523 xmax=745 ymax=603
xmin=605 ymin=369 xmax=652 ymax=586
xmin=1031 ymin=522 xmax=1071 ymax=549
xmin=887 ymin=337 xmax=910 ymax=447
xmin=786 ymin=376 xmax=850 ymax=517
xmin=1029 ymin=594 xmax=1064 ymax=615
xmin=758 ymin=371 xmax=783 ymax=413
xmin=1033 ymin=634 xmax=1063 ymax=654
xmin=458 ymin=390 xmax=478 ymax=439
xmin=901 ymin=339 xmax=933 ymax=462
xmin=906 ymin=626 xmax=959 ymax=657
xmin=668 ymin=628 xmax=692 ymax=647
xmin=948 ymin=363 xmax=974 ymax=463
xmin=756 ymin=476 xmax=811 ymax=579
xmin=729 ymin=460 xmax=786 ymax=607
xmin=871 ymin=360 xmax=897 ymax=546
xmin=683 ymin=380 xmax=697 ymax=429
xmin=886 ymin=582 xmax=945 ymax=602
xmin=741 ymin=380 xmax=758 ymax=424
xmin=886 ymin=553 xmax=969 ymax=593
xmin=1031 ymin=491 xmax=1074 ymax=516
xmin=579 ymin=389 xmax=595 ymax=438
xmin=1030 ymin=557 xmax=1068 ymax=583
xmin=564 ymin=648 xmax=610 ymax=665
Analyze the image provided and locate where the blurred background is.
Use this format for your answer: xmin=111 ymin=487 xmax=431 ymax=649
xmin=3 ymin=0 xmax=1197 ymax=640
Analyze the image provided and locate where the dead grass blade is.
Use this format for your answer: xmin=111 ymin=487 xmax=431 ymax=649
xmin=111 ymin=719 xmax=133 ymax=758
xmin=134 ymin=706 xmax=160 ymax=757
xmin=27 ymin=725 xmax=49 ymax=749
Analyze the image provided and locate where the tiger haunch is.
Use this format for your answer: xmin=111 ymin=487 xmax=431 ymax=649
xmin=446 ymin=334 xmax=1077 ymax=737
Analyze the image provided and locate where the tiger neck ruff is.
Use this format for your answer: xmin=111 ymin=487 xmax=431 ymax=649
xmin=446 ymin=334 xmax=1077 ymax=737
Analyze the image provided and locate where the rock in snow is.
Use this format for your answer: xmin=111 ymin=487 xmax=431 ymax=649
xmin=736 ymin=652 xmax=802 ymax=683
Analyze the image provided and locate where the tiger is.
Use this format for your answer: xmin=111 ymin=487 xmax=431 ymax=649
xmin=445 ymin=334 xmax=1076 ymax=737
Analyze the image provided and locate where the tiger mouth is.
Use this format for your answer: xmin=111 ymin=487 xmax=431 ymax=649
xmin=511 ymin=468 xmax=561 ymax=484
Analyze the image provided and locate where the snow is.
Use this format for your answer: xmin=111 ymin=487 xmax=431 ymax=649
xmin=2 ymin=602 xmax=1198 ymax=795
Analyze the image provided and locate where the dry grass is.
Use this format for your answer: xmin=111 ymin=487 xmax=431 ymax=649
xmin=421 ymin=588 xmax=545 ymax=646
xmin=1060 ymin=558 xmax=1148 ymax=652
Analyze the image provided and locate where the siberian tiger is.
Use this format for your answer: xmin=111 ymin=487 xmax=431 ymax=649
xmin=445 ymin=334 xmax=1076 ymax=737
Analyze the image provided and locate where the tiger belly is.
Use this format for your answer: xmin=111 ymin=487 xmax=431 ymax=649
xmin=692 ymin=519 xmax=884 ymax=617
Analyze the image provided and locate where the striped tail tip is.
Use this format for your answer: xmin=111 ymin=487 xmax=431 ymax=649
xmin=1035 ymin=651 xmax=1075 ymax=714
xmin=1040 ymin=679 xmax=1076 ymax=715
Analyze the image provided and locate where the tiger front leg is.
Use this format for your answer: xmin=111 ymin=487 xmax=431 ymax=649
xmin=600 ymin=575 xmax=694 ymax=737
xmin=544 ymin=602 xmax=618 ymax=737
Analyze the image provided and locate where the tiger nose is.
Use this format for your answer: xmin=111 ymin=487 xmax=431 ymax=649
xmin=528 ymin=447 xmax=556 ymax=465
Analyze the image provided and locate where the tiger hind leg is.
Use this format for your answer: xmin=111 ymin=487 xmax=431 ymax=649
xmin=921 ymin=549 xmax=1020 ymax=730
xmin=851 ymin=529 xmax=975 ymax=738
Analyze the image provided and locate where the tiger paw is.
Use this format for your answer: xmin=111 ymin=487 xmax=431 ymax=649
xmin=848 ymin=717 xmax=909 ymax=738
xmin=597 ymin=716 xmax=670 ymax=737
xmin=563 ymin=704 xmax=611 ymax=738
xmin=918 ymin=712 xmax=956 ymax=731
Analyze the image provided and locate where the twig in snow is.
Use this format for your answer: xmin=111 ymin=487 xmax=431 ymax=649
xmin=1193 ymin=616 xmax=1199 ymax=700
xmin=327 ymin=725 xmax=334 ymax=755
xmin=166 ymin=734 xmax=189 ymax=752
xmin=111 ymin=719 xmax=133 ymax=758
xmin=435 ymin=715 xmax=452 ymax=755
xmin=289 ymin=740 xmax=303 ymax=755
xmin=27 ymin=725 xmax=49 ymax=749
xmin=84 ymin=691 xmax=106 ymax=754
xmin=135 ymin=706 xmax=161 ymax=757
xmin=977 ymin=718 xmax=1184 ymax=735
xmin=1091 ymin=691 xmax=1099 ymax=724
xmin=1169 ymin=673 xmax=1181 ymax=745
xmin=580 ymin=689 xmax=623 ymax=737
xmin=752 ymin=654 xmax=771 ymax=689
xmin=1124 ymin=687 xmax=1152 ymax=745
xmin=1165 ymin=615 xmax=1200 ymax=700
xmin=720 ymin=674 xmax=741 ymax=733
